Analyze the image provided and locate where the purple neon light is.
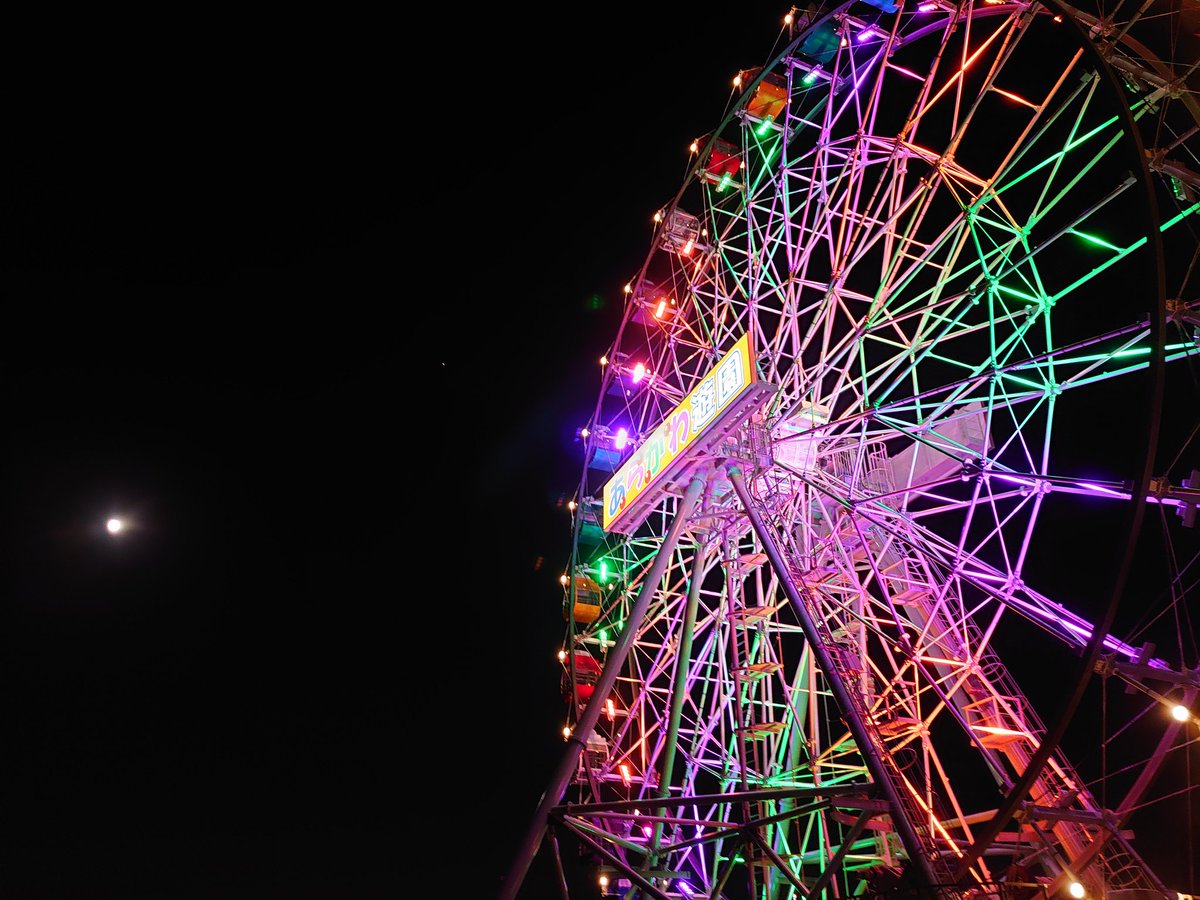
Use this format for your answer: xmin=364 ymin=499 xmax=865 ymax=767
xmin=1077 ymin=481 xmax=1126 ymax=496
xmin=990 ymin=473 xmax=1036 ymax=488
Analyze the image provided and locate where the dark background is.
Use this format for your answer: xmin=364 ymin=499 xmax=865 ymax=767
xmin=2 ymin=4 xmax=1195 ymax=898
xmin=1 ymin=6 xmax=772 ymax=896
xmin=3 ymin=11 xmax=398 ymax=897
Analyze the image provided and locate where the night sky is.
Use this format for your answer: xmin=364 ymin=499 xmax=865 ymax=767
xmin=2 ymin=5 xmax=1195 ymax=899
xmin=4 ymin=13 xmax=397 ymax=897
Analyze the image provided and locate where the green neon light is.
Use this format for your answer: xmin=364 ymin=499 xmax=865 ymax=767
xmin=1048 ymin=200 xmax=1196 ymax=306
xmin=1072 ymin=230 xmax=1122 ymax=251
xmin=1057 ymin=342 xmax=1198 ymax=365
xmin=1163 ymin=200 xmax=1200 ymax=231
xmin=756 ymin=115 xmax=774 ymax=137
xmin=995 ymin=113 xmax=1120 ymax=197
xmin=598 ymin=628 xmax=608 ymax=645
xmin=998 ymin=371 xmax=1046 ymax=390
xmin=599 ymin=560 xmax=608 ymax=582
xmin=995 ymin=283 xmax=1042 ymax=303
xmin=717 ymin=172 xmax=732 ymax=192
xmin=802 ymin=71 xmax=817 ymax=85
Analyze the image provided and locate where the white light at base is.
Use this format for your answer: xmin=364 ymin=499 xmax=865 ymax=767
xmin=106 ymin=517 xmax=124 ymax=534
xmin=599 ymin=875 xmax=610 ymax=889
xmin=580 ymin=427 xmax=590 ymax=438
xmin=632 ymin=362 xmax=646 ymax=383
xmin=562 ymin=725 xmax=571 ymax=739
xmin=1069 ymin=881 xmax=1085 ymax=898
xmin=1172 ymin=704 xmax=1190 ymax=722
xmin=623 ymin=283 xmax=632 ymax=294
xmin=689 ymin=140 xmax=699 ymax=154
xmin=560 ymin=573 xmax=569 ymax=586
xmin=784 ymin=12 xmax=794 ymax=25
xmin=732 ymin=74 xmax=742 ymax=88
xmin=615 ymin=428 xmax=629 ymax=451
xmin=567 ymin=500 xmax=577 ymax=511
xmin=557 ymin=649 xmax=567 ymax=663
xmin=655 ymin=299 xmax=667 ymax=318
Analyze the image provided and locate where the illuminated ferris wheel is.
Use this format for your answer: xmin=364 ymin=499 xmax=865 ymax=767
xmin=505 ymin=2 xmax=1200 ymax=898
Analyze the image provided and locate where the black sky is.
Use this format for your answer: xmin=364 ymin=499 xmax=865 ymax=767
xmin=4 ymin=13 xmax=398 ymax=897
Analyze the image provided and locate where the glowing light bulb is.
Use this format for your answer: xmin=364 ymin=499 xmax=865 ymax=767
xmin=623 ymin=283 xmax=632 ymax=294
xmin=689 ymin=140 xmax=699 ymax=153
xmin=560 ymin=574 xmax=569 ymax=586
xmin=653 ymin=210 xmax=662 ymax=223
xmin=557 ymin=649 xmax=567 ymax=663
xmin=632 ymin=362 xmax=646 ymax=383
xmin=567 ymin=499 xmax=577 ymax=511
xmin=732 ymin=74 xmax=742 ymax=88
xmin=643 ymin=824 xmax=653 ymax=838
xmin=599 ymin=875 xmax=610 ymax=889
xmin=562 ymin=725 xmax=571 ymax=739
xmin=655 ymin=299 xmax=666 ymax=318
xmin=841 ymin=36 xmax=848 ymax=46
xmin=614 ymin=429 xmax=628 ymax=451
xmin=599 ymin=354 xmax=608 ymax=366
xmin=619 ymin=763 xmax=632 ymax=786
xmin=606 ymin=698 xmax=615 ymax=720
xmin=580 ymin=427 xmax=590 ymax=438
xmin=106 ymin=517 xmax=124 ymax=535
xmin=1069 ymin=882 xmax=1085 ymax=899
xmin=1172 ymin=704 xmax=1190 ymax=721
xmin=682 ymin=239 xmax=694 ymax=256
xmin=784 ymin=12 xmax=794 ymax=25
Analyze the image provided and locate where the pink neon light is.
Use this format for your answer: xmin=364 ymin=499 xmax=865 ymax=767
xmin=615 ymin=428 xmax=629 ymax=450
xmin=632 ymin=362 xmax=646 ymax=383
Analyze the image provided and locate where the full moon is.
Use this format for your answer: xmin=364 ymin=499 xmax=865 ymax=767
xmin=106 ymin=517 xmax=124 ymax=535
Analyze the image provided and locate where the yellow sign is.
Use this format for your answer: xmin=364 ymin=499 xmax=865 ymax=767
xmin=603 ymin=333 xmax=767 ymax=533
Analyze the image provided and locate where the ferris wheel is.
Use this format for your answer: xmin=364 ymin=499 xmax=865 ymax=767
xmin=504 ymin=1 xmax=1200 ymax=898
